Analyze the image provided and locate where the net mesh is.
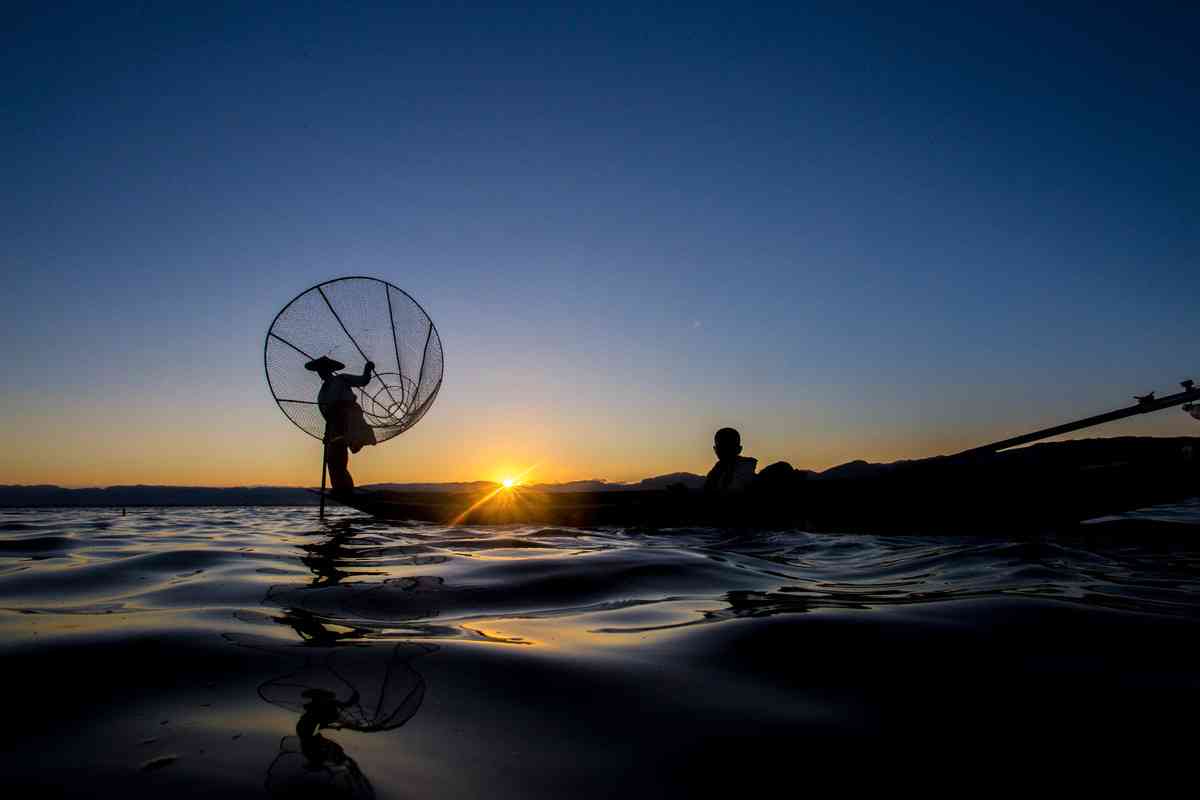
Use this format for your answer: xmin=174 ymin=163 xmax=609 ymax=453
xmin=257 ymin=643 xmax=429 ymax=733
xmin=265 ymin=277 xmax=444 ymax=443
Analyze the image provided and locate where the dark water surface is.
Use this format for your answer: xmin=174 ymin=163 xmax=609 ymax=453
xmin=3 ymin=504 xmax=1200 ymax=796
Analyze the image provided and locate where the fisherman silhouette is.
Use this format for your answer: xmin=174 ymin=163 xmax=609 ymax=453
xmin=306 ymin=356 xmax=378 ymax=495
xmin=703 ymin=428 xmax=758 ymax=495
xmin=296 ymin=687 xmax=361 ymax=761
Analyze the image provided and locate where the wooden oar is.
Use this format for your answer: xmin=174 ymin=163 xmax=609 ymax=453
xmin=319 ymin=439 xmax=328 ymax=517
xmin=955 ymin=378 xmax=1198 ymax=458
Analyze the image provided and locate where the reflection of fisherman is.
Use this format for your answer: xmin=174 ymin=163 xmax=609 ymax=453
xmin=297 ymin=687 xmax=361 ymax=764
xmin=265 ymin=686 xmax=373 ymax=798
xmin=306 ymin=356 xmax=378 ymax=495
xmin=259 ymin=643 xmax=429 ymax=798
xmin=300 ymin=523 xmax=356 ymax=587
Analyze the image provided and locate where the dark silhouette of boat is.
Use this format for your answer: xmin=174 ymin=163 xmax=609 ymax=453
xmin=319 ymin=436 xmax=1198 ymax=532
xmin=320 ymin=383 xmax=1200 ymax=531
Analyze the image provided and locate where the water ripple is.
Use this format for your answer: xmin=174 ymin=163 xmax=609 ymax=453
xmin=1 ymin=503 xmax=1198 ymax=648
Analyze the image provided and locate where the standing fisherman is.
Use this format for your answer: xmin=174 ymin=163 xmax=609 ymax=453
xmin=305 ymin=356 xmax=377 ymax=495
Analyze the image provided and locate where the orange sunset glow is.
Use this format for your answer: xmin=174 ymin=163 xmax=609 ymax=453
xmin=1 ymin=391 xmax=1195 ymax=489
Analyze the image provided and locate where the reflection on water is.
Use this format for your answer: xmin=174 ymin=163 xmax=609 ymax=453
xmin=243 ymin=636 xmax=430 ymax=798
xmin=2 ymin=502 xmax=1200 ymax=795
xmin=252 ymin=507 xmax=1200 ymax=649
xmin=244 ymin=531 xmax=434 ymax=797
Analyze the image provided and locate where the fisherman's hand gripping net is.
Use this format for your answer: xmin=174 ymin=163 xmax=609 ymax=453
xmin=265 ymin=277 xmax=444 ymax=443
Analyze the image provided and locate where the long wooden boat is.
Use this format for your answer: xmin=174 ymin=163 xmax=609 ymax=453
xmin=319 ymin=436 xmax=1199 ymax=532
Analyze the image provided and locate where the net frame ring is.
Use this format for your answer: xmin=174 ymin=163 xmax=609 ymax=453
xmin=360 ymin=371 xmax=418 ymax=427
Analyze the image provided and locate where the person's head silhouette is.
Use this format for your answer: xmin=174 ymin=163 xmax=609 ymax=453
xmin=713 ymin=427 xmax=743 ymax=462
xmin=704 ymin=427 xmax=757 ymax=495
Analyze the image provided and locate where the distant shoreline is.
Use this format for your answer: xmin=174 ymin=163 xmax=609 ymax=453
xmin=0 ymin=472 xmax=707 ymax=508
xmin=0 ymin=486 xmax=321 ymax=509
xmin=4 ymin=435 xmax=1196 ymax=509
xmin=0 ymin=504 xmax=322 ymax=510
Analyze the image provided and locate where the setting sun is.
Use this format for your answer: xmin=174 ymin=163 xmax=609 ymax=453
xmin=502 ymin=478 xmax=515 ymax=488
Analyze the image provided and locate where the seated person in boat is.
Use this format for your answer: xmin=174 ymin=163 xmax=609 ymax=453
xmin=704 ymin=427 xmax=758 ymax=495
xmin=306 ymin=356 xmax=378 ymax=495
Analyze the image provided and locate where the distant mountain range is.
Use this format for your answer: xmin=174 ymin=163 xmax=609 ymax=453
xmin=0 ymin=484 xmax=320 ymax=508
xmin=364 ymin=472 xmax=707 ymax=495
xmin=5 ymin=437 xmax=1193 ymax=508
xmin=0 ymin=472 xmax=707 ymax=508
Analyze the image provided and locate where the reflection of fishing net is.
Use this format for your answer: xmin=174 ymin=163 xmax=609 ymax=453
xmin=265 ymin=277 xmax=444 ymax=443
xmin=258 ymin=643 xmax=430 ymax=733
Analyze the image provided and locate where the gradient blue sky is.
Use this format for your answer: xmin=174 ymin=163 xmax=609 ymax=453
xmin=2 ymin=2 xmax=1196 ymax=486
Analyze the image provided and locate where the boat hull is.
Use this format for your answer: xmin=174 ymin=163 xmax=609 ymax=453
xmin=319 ymin=437 xmax=1200 ymax=532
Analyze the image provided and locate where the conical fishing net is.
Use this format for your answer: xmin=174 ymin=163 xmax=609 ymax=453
xmin=265 ymin=276 xmax=444 ymax=443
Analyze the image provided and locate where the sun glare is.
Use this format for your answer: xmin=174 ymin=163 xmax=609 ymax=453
xmin=502 ymin=478 xmax=515 ymax=488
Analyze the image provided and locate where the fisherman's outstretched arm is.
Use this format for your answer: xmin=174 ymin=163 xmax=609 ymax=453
xmin=345 ymin=360 xmax=375 ymax=387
